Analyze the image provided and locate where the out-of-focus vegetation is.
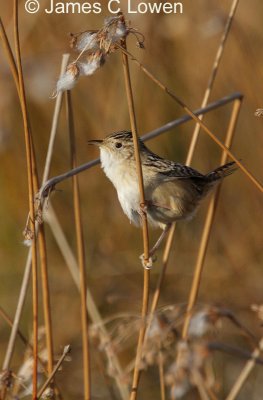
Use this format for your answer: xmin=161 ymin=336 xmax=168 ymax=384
xmin=0 ymin=1 xmax=262 ymax=398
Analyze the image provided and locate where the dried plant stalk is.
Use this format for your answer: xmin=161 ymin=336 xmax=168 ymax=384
xmin=119 ymin=46 xmax=263 ymax=194
xmin=38 ymin=93 xmax=243 ymax=200
xmin=0 ymin=306 xmax=63 ymax=400
xmin=45 ymin=205 xmax=129 ymax=400
xmin=37 ymin=345 xmax=71 ymax=399
xmin=225 ymin=339 xmax=263 ymax=400
xmin=66 ymin=91 xmax=91 ymax=400
xmin=13 ymin=2 xmax=39 ymax=397
xmin=186 ymin=0 xmax=240 ymax=165
xmin=182 ymin=98 xmax=242 ymax=339
xmin=146 ymin=0 xmax=240 ymax=349
xmin=0 ymin=47 xmax=68 ymax=395
xmin=158 ymin=349 xmax=166 ymax=400
xmin=121 ymin=39 xmax=151 ymax=400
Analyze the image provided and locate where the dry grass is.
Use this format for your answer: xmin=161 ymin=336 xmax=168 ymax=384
xmin=0 ymin=1 xmax=263 ymax=400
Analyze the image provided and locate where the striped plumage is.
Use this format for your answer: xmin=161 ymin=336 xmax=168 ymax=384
xmin=89 ymin=130 xmax=236 ymax=230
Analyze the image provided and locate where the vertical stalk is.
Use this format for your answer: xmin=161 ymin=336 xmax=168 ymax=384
xmin=66 ymin=92 xmax=91 ymax=400
xmin=146 ymin=0 xmax=240 ymax=339
xmin=45 ymin=205 xmax=129 ymax=400
xmin=225 ymin=339 xmax=263 ymax=400
xmin=158 ymin=348 xmax=166 ymax=400
xmin=121 ymin=36 xmax=150 ymax=399
xmin=182 ymin=98 xmax=242 ymax=339
xmin=13 ymin=2 xmax=38 ymax=398
xmin=186 ymin=0 xmax=239 ymax=166
xmin=0 ymin=19 xmax=67 ymax=394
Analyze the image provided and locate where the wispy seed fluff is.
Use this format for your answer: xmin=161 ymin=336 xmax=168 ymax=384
xmin=71 ymin=31 xmax=99 ymax=52
xmin=104 ymin=16 xmax=128 ymax=42
xmin=79 ymin=51 xmax=105 ymax=76
xmin=52 ymin=63 xmax=80 ymax=98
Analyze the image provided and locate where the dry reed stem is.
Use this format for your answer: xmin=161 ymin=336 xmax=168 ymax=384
xmin=38 ymin=93 xmax=242 ymax=200
xmin=0 ymin=307 xmax=29 ymax=348
xmin=186 ymin=0 xmax=240 ymax=166
xmin=66 ymin=91 xmax=91 ymax=400
xmin=121 ymin=39 xmax=151 ymax=400
xmin=42 ymin=54 xmax=70 ymax=183
xmin=0 ymin=47 xmax=68 ymax=400
xmin=225 ymin=339 xmax=263 ymax=400
xmin=193 ymin=371 xmax=210 ymax=400
xmin=0 ymin=306 xmax=63 ymax=398
xmin=145 ymin=0 xmax=239 ymax=350
xmin=0 ymin=32 xmax=68 ymax=395
xmin=150 ymin=224 xmax=177 ymax=315
xmin=1 ymin=14 xmax=54 ymax=380
xmin=158 ymin=349 xmax=166 ymax=400
xmin=119 ymin=46 xmax=263 ymax=194
xmin=0 ymin=18 xmax=19 ymax=92
xmin=44 ymin=205 xmax=130 ymax=400
xmin=37 ymin=223 xmax=54 ymax=379
xmin=31 ymin=138 xmax=54 ymax=384
xmin=121 ymin=39 xmax=150 ymax=263
xmin=37 ymin=345 xmax=71 ymax=399
xmin=182 ymin=98 xmax=242 ymax=339
xmin=13 ymin=2 xmax=38 ymax=397
xmin=208 ymin=342 xmax=263 ymax=365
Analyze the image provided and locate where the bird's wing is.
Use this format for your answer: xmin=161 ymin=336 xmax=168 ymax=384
xmin=158 ymin=161 xmax=204 ymax=180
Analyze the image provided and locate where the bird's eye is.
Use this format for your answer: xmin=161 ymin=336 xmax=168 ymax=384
xmin=115 ymin=142 xmax=122 ymax=149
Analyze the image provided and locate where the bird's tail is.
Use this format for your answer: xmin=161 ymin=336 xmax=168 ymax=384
xmin=206 ymin=161 xmax=237 ymax=183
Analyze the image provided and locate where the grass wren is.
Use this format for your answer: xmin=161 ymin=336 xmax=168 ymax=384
xmin=89 ymin=130 xmax=236 ymax=261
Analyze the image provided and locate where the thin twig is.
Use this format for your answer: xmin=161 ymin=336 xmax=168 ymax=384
xmin=158 ymin=349 xmax=166 ymax=400
xmin=1 ymin=13 xmax=57 ymax=381
xmin=43 ymin=54 xmax=70 ymax=183
xmin=13 ymin=2 xmax=38 ymax=398
xmin=225 ymin=338 xmax=263 ymax=400
xmin=121 ymin=38 xmax=150 ymax=263
xmin=66 ymin=91 xmax=91 ymax=400
xmin=186 ymin=0 xmax=240 ymax=166
xmin=208 ymin=342 xmax=263 ymax=366
xmin=0 ymin=17 xmax=19 ymax=91
xmin=145 ymin=0 xmax=240 ymax=347
xmin=37 ymin=345 xmax=71 ymax=399
xmin=0 ymin=307 xmax=29 ymax=348
xmin=192 ymin=370 xmax=210 ymax=400
xmin=44 ymin=205 xmax=130 ymax=400
xmin=121 ymin=34 xmax=151 ymax=400
xmin=38 ymin=93 xmax=242 ymax=201
xmin=0 ymin=41 xmax=68 ymax=392
xmin=0 ymin=306 xmax=62 ymax=396
xmin=182 ymin=98 xmax=242 ymax=339
xmin=118 ymin=45 xmax=263 ymax=194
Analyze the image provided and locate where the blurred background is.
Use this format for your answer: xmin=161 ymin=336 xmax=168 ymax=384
xmin=0 ymin=0 xmax=263 ymax=398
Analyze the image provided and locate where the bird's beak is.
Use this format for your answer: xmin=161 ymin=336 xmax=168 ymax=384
xmin=88 ymin=139 xmax=103 ymax=146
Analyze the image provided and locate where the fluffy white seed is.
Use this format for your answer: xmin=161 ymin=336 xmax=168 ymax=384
xmin=188 ymin=311 xmax=210 ymax=338
xmin=75 ymin=32 xmax=99 ymax=52
xmin=79 ymin=53 xmax=105 ymax=76
xmin=52 ymin=63 xmax=80 ymax=97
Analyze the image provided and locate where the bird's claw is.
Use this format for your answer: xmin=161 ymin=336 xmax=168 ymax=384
xmin=139 ymin=201 xmax=150 ymax=217
xmin=139 ymin=253 xmax=157 ymax=269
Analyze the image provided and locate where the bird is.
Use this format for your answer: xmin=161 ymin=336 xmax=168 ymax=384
xmin=89 ymin=130 xmax=236 ymax=263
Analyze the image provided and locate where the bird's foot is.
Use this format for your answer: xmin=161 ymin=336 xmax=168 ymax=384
xmin=139 ymin=253 xmax=157 ymax=269
xmin=139 ymin=201 xmax=151 ymax=217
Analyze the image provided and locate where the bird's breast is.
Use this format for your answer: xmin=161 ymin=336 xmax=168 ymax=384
xmin=100 ymin=149 xmax=141 ymax=224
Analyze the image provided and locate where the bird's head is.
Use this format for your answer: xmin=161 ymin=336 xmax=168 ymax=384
xmin=88 ymin=130 xmax=145 ymax=163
